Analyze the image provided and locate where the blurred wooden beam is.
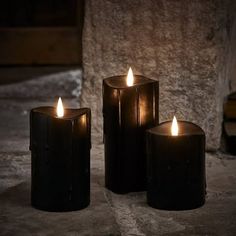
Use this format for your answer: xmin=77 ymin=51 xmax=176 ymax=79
xmin=0 ymin=27 xmax=81 ymax=65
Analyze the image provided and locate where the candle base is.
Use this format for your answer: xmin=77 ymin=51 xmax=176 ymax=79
xmin=31 ymin=200 xmax=90 ymax=212
xmin=147 ymin=186 xmax=205 ymax=210
xmin=105 ymin=181 xmax=146 ymax=194
xmin=105 ymin=129 xmax=148 ymax=194
xmin=147 ymin=200 xmax=205 ymax=211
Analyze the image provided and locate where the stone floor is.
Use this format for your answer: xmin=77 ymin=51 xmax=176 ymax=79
xmin=0 ymin=69 xmax=236 ymax=235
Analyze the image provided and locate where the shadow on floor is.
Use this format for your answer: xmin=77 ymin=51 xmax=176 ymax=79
xmin=0 ymin=182 xmax=31 ymax=208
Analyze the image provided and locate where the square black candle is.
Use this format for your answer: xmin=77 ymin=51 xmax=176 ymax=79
xmin=103 ymin=69 xmax=159 ymax=193
xmin=30 ymin=104 xmax=91 ymax=212
xmin=146 ymin=119 xmax=206 ymax=210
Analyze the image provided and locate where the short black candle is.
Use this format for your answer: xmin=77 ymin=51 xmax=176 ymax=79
xmin=146 ymin=120 xmax=206 ymax=210
xmin=103 ymin=70 xmax=159 ymax=193
xmin=30 ymin=105 xmax=91 ymax=212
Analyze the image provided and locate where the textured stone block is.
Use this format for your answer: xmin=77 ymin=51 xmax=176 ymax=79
xmin=227 ymin=2 xmax=236 ymax=92
xmin=81 ymin=0 xmax=230 ymax=150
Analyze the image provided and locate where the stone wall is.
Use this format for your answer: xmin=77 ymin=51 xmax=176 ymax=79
xmin=81 ymin=0 xmax=231 ymax=150
xmin=227 ymin=1 xmax=236 ymax=92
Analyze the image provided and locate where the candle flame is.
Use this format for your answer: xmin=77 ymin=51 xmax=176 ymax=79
xmin=171 ymin=116 xmax=178 ymax=136
xmin=57 ymin=97 xmax=64 ymax=118
xmin=126 ymin=67 xmax=134 ymax=87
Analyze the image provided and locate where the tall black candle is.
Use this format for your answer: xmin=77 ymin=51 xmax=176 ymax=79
xmin=103 ymin=68 xmax=159 ymax=193
xmin=146 ymin=117 xmax=206 ymax=210
xmin=30 ymin=99 xmax=91 ymax=212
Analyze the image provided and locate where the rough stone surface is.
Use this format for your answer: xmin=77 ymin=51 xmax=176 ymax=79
xmin=227 ymin=1 xmax=236 ymax=92
xmin=81 ymin=0 xmax=230 ymax=150
xmin=0 ymin=98 xmax=236 ymax=235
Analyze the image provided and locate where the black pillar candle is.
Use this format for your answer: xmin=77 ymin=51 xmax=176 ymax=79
xmin=30 ymin=102 xmax=91 ymax=212
xmin=146 ymin=118 xmax=206 ymax=210
xmin=103 ymin=68 xmax=159 ymax=193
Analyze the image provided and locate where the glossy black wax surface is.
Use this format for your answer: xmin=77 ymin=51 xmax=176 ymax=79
xmin=103 ymin=75 xmax=159 ymax=194
xmin=146 ymin=121 xmax=206 ymax=210
xmin=148 ymin=120 xmax=205 ymax=136
xmin=32 ymin=106 xmax=89 ymax=119
xmin=30 ymin=106 xmax=91 ymax=212
xmin=104 ymin=75 xmax=156 ymax=88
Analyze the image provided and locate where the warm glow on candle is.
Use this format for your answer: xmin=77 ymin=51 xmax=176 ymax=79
xmin=57 ymin=97 xmax=64 ymax=118
xmin=171 ymin=116 xmax=178 ymax=136
xmin=81 ymin=114 xmax=86 ymax=126
xmin=126 ymin=67 xmax=134 ymax=87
